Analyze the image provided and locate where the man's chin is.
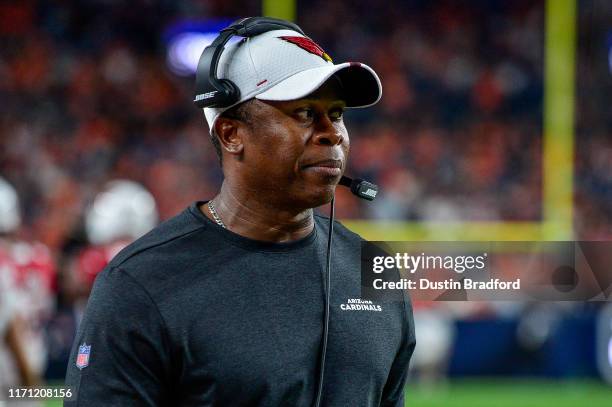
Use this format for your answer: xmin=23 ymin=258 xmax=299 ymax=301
xmin=283 ymin=178 xmax=340 ymax=210
xmin=303 ymin=184 xmax=336 ymax=209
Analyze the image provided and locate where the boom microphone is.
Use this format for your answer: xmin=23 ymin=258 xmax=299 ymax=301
xmin=339 ymin=176 xmax=379 ymax=201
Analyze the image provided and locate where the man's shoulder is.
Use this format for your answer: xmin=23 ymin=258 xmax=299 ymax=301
xmin=106 ymin=204 xmax=208 ymax=277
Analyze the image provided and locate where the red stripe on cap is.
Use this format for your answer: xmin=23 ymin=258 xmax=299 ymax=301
xmin=349 ymin=62 xmax=362 ymax=67
xmin=256 ymin=79 xmax=268 ymax=86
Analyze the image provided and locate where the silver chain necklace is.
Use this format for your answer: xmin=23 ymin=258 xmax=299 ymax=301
xmin=207 ymin=200 xmax=226 ymax=229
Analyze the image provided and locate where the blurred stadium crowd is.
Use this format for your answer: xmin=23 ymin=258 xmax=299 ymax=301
xmin=0 ymin=0 xmax=610 ymax=248
xmin=0 ymin=0 xmax=610 ymax=387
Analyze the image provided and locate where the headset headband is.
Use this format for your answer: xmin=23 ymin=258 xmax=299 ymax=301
xmin=193 ymin=17 xmax=305 ymax=109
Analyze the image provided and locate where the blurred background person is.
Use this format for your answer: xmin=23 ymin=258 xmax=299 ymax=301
xmin=0 ymin=176 xmax=55 ymax=393
xmin=40 ymin=179 xmax=158 ymax=380
xmin=43 ymin=180 xmax=158 ymax=381
xmin=63 ymin=179 xmax=158 ymax=323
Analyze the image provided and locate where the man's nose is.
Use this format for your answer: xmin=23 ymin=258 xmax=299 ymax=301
xmin=312 ymin=116 xmax=344 ymax=146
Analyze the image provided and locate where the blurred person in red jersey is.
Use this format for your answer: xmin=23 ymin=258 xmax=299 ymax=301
xmin=0 ymin=176 xmax=56 ymax=392
xmin=64 ymin=180 xmax=158 ymax=323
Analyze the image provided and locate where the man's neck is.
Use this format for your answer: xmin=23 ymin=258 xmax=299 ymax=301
xmin=201 ymin=182 xmax=315 ymax=243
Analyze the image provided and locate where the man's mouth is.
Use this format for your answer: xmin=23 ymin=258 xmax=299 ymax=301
xmin=301 ymin=159 xmax=343 ymax=177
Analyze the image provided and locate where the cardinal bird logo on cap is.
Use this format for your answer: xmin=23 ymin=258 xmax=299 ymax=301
xmin=279 ymin=36 xmax=333 ymax=62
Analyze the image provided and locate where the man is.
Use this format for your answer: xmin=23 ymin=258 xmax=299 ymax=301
xmin=65 ymin=18 xmax=415 ymax=406
xmin=0 ymin=176 xmax=56 ymax=399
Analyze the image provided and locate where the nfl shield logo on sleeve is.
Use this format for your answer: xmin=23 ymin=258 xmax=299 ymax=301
xmin=76 ymin=343 xmax=91 ymax=370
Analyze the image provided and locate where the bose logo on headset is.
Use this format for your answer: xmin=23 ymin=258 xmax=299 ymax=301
xmin=194 ymin=91 xmax=218 ymax=102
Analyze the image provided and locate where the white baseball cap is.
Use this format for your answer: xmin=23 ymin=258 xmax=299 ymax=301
xmin=203 ymin=29 xmax=382 ymax=132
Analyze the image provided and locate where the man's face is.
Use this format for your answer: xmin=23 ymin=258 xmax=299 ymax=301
xmin=237 ymin=79 xmax=349 ymax=209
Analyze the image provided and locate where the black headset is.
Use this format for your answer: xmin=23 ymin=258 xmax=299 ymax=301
xmin=194 ymin=18 xmax=379 ymax=407
xmin=193 ymin=17 xmax=305 ymax=109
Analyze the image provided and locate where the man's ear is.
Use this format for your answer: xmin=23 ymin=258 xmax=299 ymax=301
xmin=214 ymin=117 xmax=244 ymax=156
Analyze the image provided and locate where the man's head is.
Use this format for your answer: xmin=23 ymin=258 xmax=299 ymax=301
xmin=198 ymin=20 xmax=382 ymax=209
xmin=213 ymin=77 xmax=349 ymax=209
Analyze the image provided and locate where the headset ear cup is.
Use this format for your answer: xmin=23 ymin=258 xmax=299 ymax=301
xmin=217 ymin=79 xmax=240 ymax=106
xmin=194 ymin=17 xmax=304 ymax=109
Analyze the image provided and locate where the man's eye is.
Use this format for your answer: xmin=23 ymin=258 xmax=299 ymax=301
xmin=295 ymin=108 xmax=314 ymax=122
xmin=329 ymin=109 xmax=344 ymax=121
